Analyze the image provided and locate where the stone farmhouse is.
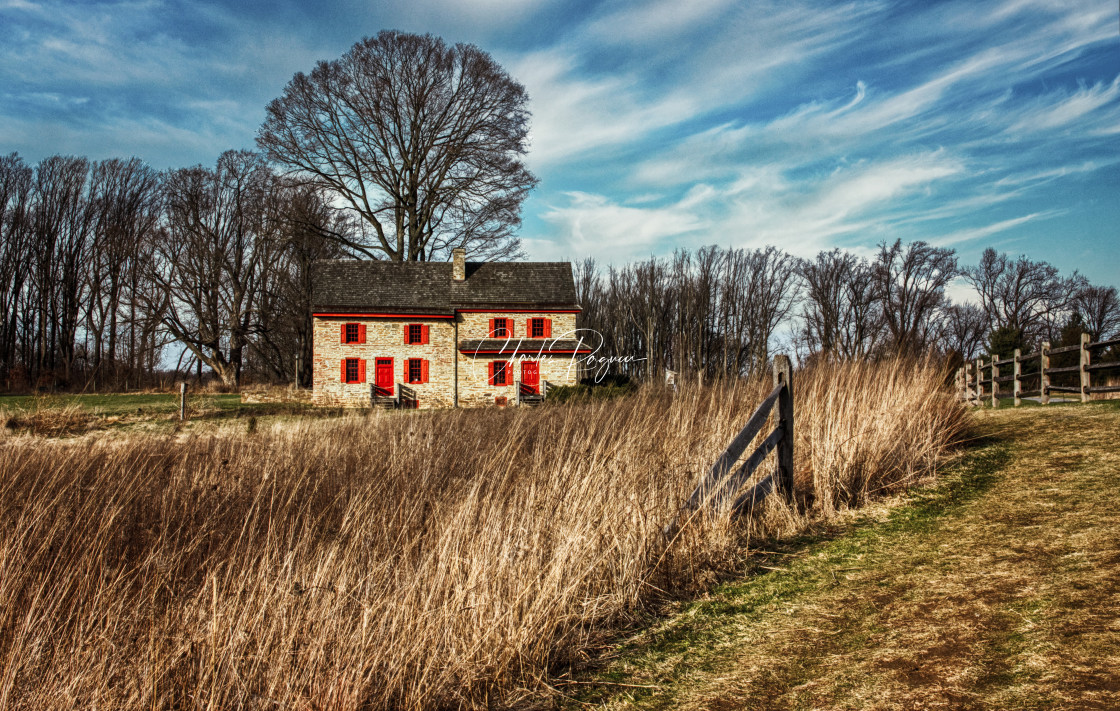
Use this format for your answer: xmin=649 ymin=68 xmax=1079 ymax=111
xmin=311 ymin=249 xmax=590 ymax=408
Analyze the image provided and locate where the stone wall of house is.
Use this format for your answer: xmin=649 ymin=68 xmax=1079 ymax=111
xmin=313 ymin=310 xmax=584 ymax=409
xmin=312 ymin=316 xmax=458 ymax=408
xmin=456 ymin=311 xmax=582 ymax=407
xmin=457 ymin=311 xmax=579 ymax=340
xmin=456 ymin=352 xmax=582 ymax=407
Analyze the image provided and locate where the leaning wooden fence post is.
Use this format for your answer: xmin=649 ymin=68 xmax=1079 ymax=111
xmin=991 ymin=355 xmax=1000 ymax=409
xmin=1012 ymin=348 xmax=1022 ymax=407
xmin=1080 ymin=332 xmax=1091 ymax=403
xmin=773 ymin=355 xmax=794 ymax=502
xmin=1040 ymin=342 xmax=1050 ymax=405
xmin=179 ymin=382 xmax=187 ymax=421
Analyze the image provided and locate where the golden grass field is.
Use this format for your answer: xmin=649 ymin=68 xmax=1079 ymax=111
xmin=0 ymin=360 xmax=967 ymax=710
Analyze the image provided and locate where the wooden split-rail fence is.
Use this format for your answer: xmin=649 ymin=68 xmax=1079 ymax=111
xmin=955 ymin=332 xmax=1120 ymax=407
xmin=666 ymin=355 xmax=795 ymax=536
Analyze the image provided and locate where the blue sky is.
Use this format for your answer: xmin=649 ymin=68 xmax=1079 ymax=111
xmin=2 ymin=0 xmax=1118 ymax=292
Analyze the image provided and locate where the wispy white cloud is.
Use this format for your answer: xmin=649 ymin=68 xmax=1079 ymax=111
xmin=929 ymin=212 xmax=1063 ymax=248
xmin=1007 ymin=75 xmax=1120 ymax=134
xmin=532 ymin=190 xmax=707 ymax=262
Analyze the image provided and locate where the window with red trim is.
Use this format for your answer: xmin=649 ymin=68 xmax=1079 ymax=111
xmin=530 ymin=318 xmax=546 ymax=338
xmin=491 ymin=360 xmax=509 ymax=386
xmin=344 ymin=358 xmax=360 ymax=383
xmin=407 ymin=358 xmax=422 ymax=384
xmin=493 ymin=318 xmax=510 ymax=338
xmin=342 ymin=322 xmax=364 ymax=343
xmin=407 ymin=324 xmax=423 ymax=344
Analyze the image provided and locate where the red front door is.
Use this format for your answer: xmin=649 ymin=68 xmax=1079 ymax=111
xmin=521 ymin=360 xmax=539 ymax=394
xmin=375 ymin=358 xmax=394 ymax=395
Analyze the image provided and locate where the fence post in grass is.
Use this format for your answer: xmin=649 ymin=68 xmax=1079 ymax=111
xmin=975 ymin=358 xmax=984 ymax=405
xmin=179 ymin=381 xmax=187 ymax=421
xmin=773 ymin=355 xmax=794 ymax=502
xmin=1013 ymin=348 xmax=1022 ymax=407
xmin=991 ymin=355 xmax=1000 ymax=408
xmin=1080 ymin=332 xmax=1091 ymax=403
xmin=1040 ymin=342 xmax=1050 ymax=405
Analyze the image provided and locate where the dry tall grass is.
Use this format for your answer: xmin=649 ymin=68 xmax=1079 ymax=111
xmin=0 ymin=359 xmax=967 ymax=710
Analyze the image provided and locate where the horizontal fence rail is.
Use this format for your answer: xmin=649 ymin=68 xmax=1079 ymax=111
xmin=956 ymin=332 xmax=1120 ymax=407
xmin=666 ymin=355 xmax=794 ymax=537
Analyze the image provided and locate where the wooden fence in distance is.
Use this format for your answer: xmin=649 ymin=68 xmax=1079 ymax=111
xmin=666 ymin=355 xmax=794 ymax=536
xmin=956 ymin=332 xmax=1120 ymax=407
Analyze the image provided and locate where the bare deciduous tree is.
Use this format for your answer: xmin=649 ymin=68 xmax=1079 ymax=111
xmin=258 ymin=30 xmax=536 ymax=263
xmin=84 ymin=158 xmax=162 ymax=388
xmin=29 ymin=155 xmax=94 ymax=385
xmin=729 ymin=247 xmax=800 ymax=376
xmin=873 ymin=239 xmax=958 ymax=356
xmin=798 ymin=249 xmax=882 ymax=360
xmin=964 ymin=248 xmax=1069 ymax=346
xmin=154 ymin=151 xmax=276 ymax=388
xmin=942 ymin=302 xmax=987 ymax=360
xmin=249 ymin=181 xmax=350 ymax=385
xmin=1075 ymin=285 xmax=1120 ymax=341
xmin=0 ymin=154 xmax=33 ymax=386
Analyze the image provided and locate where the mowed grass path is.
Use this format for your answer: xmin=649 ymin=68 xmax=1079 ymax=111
xmin=563 ymin=403 xmax=1120 ymax=710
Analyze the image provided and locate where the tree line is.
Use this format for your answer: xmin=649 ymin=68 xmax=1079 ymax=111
xmin=574 ymin=242 xmax=1119 ymax=382
xmin=0 ymin=150 xmax=354 ymax=392
xmin=4 ymin=146 xmax=1115 ymax=393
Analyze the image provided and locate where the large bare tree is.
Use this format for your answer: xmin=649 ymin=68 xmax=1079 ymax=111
xmin=942 ymin=303 xmax=987 ymax=360
xmin=84 ymin=158 xmax=162 ymax=388
xmin=249 ymin=180 xmax=350 ymax=386
xmin=0 ymin=154 xmax=32 ymax=387
xmin=872 ymin=239 xmax=958 ymax=356
xmin=1075 ymin=285 xmax=1120 ymax=341
xmin=154 ymin=151 xmax=277 ymax=388
xmin=964 ymin=248 xmax=1071 ymax=347
xmin=257 ymin=30 xmax=536 ymax=262
xmin=798 ymin=249 xmax=882 ymax=360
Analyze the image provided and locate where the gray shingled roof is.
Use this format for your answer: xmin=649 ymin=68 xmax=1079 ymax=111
xmin=312 ymin=260 xmax=580 ymax=314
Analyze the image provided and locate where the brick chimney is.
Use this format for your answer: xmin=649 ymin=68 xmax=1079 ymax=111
xmin=452 ymin=248 xmax=465 ymax=281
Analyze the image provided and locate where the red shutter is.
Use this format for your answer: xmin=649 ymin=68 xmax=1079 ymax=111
xmin=488 ymin=361 xmax=494 ymax=385
xmin=544 ymin=318 xmax=552 ymax=338
xmin=421 ymin=359 xmax=429 ymax=383
xmin=488 ymin=318 xmax=495 ymax=338
xmin=358 ymin=324 xmax=366 ymax=344
xmin=525 ymin=318 xmax=532 ymax=336
xmin=403 ymin=324 xmax=409 ymax=344
xmin=340 ymin=359 xmax=347 ymax=382
xmin=508 ymin=319 xmax=515 ymax=337
xmin=358 ymin=359 xmax=366 ymax=383
xmin=340 ymin=324 xmax=346 ymax=344
xmin=506 ymin=360 xmax=514 ymax=386
xmin=422 ymin=324 xmax=429 ymax=344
